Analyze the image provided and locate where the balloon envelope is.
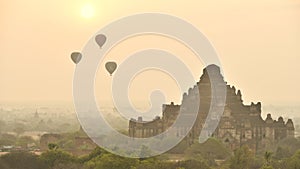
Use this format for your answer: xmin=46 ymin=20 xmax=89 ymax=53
xmin=71 ymin=52 xmax=82 ymax=64
xmin=105 ymin=62 xmax=117 ymax=75
xmin=95 ymin=34 xmax=107 ymax=48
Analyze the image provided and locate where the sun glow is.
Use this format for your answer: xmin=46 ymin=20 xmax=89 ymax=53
xmin=81 ymin=3 xmax=95 ymax=19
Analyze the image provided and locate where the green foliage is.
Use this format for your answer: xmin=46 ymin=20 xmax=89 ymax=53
xmin=1 ymin=140 xmax=300 ymax=169
xmin=64 ymin=140 xmax=75 ymax=149
xmin=0 ymin=152 xmax=47 ymax=169
xmin=136 ymin=159 xmax=157 ymax=169
xmin=52 ymin=163 xmax=84 ymax=169
xmin=263 ymin=151 xmax=272 ymax=165
xmin=79 ymin=146 xmax=107 ymax=163
xmin=178 ymin=159 xmax=210 ymax=169
xmin=276 ymin=137 xmax=300 ymax=158
xmin=167 ymin=138 xmax=189 ymax=154
xmin=48 ymin=143 xmax=59 ymax=150
xmin=39 ymin=149 xmax=77 ymax=167
xmin=229 ymin=145 xmax=255 ymax=169
xmin=286 ymin=150 xmax=300 ymax=169
xmin=136 ymin=158 xmax=176 ymax=169
xmin=260 ymin=165 xmax=274 ymax=169
xmin=185 ymin=138 xmax=231 ymax=166
xmin=139 ymin=145 xmax=152 ymax=158
xmin=275 ymin=146 xmax=292 ymax=159
xmin=85 ymin=153 xmax=139 ymax=169
xmin=257 ymin=151 xmax=274 ymax=169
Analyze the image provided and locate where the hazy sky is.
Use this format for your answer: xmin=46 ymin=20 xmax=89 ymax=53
xmin=1 ymin=0 xmax=300 ymax=107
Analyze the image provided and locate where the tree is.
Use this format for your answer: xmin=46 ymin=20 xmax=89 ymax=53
xmin=184 ymin=138 xmax=231 ymax=165
xmin=275 ymin=146 xmax=292 ymax=159
xmin=178 ymin=159 xmax=210 ymax=169
xmin=260 ymin=165 xmax=274 ymax=169
xmin=229 ymin=145 xmax=255 ymax=169
xmin=258 ymin=151 xmax=275 ymax=169
xmin=85 ymin=153 xmax=138 ymax=169
xmin=52 ymin=163 xmax=83 ymax=169
xmin=277 ymin=138 xmax=300 ymax=157
xmin=48 ymin=143 xmax=59 ymax=150
xmin=39 ymin=149 xmax=77 ymax=167
xmin=139 ymin=145 xmax=152 ymax=158
xmin=286 ymin=150 xmax=300 ymax=169
xmin=0 ymin=152 xmax=47 ymax=169
xmin=79 ymin=146 xmax=107 ymax=163
xmin=264 ymin=151 xmax=272 ymax=165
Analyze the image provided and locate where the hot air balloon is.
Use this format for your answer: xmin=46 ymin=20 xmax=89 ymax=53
xmin=95 ymin=34 xmax=107 ymax=48
xmin=105 ymin=62 xmax=117 ymax=76
xmin=71 ymin=52 xmax=82 ymax=64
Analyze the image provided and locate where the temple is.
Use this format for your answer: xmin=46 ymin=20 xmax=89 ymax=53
xmin=128 ymin=65 xmax=295 ymax=153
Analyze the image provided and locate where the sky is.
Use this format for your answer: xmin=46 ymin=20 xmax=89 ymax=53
xmin=1 ymin=0 xmax=300 ymax=108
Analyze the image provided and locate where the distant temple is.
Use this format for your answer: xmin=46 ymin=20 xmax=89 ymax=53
xmin=129 ymin=65 xmax=295 ymax=153
xmin=40 ymin=126 xmax=97 ymax=155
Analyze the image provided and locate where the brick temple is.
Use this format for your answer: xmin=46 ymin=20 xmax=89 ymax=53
xmin=129 ymin=65 xmax=295 ymax=152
